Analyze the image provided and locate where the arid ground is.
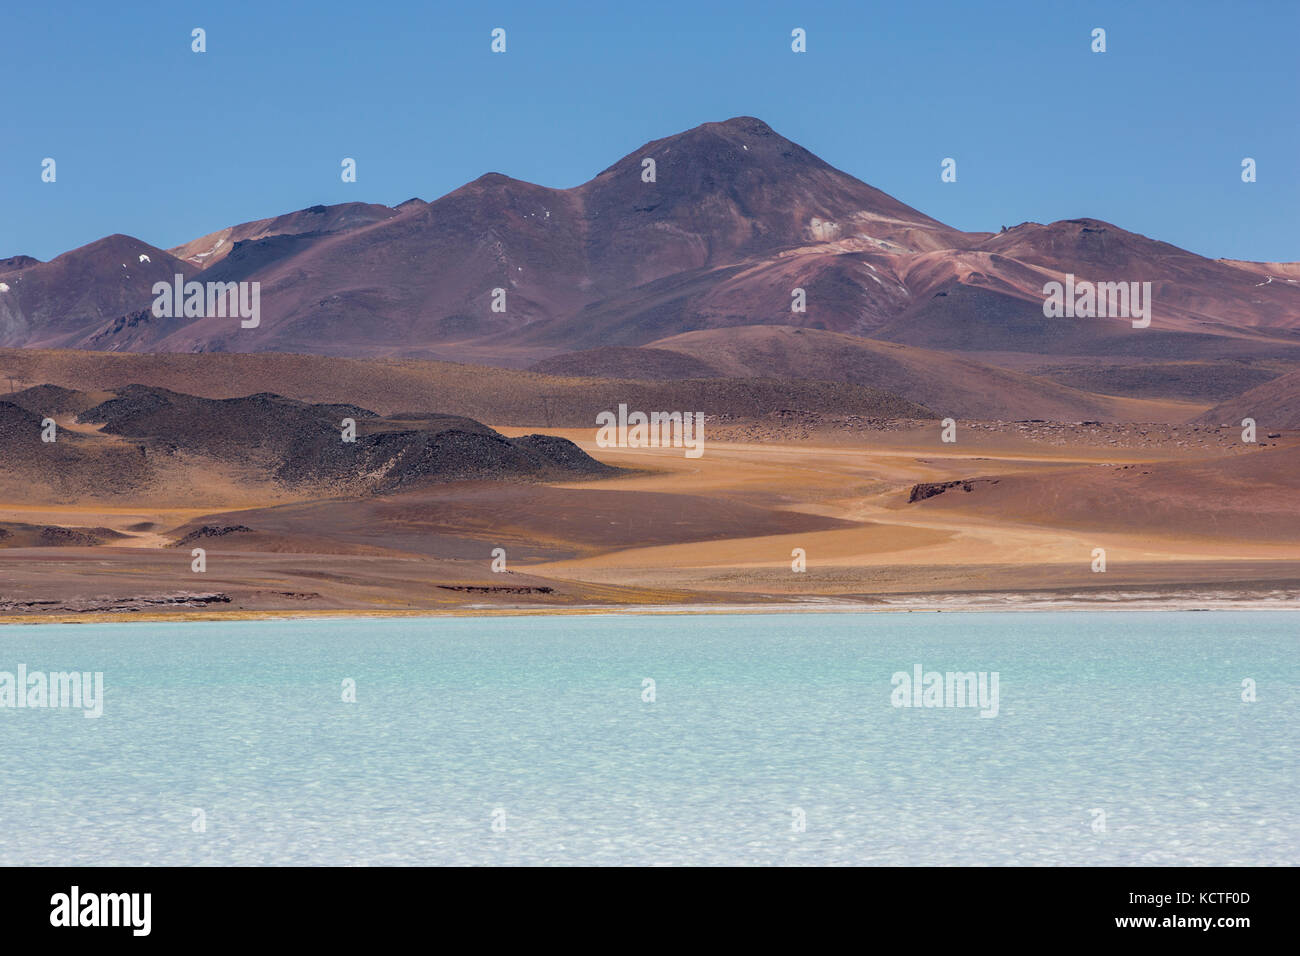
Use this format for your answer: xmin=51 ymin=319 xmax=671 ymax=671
xmin=2 ymin=349 xmax=1295 ymax=621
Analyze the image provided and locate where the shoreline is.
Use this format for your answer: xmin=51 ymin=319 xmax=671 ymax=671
xmin=2 ymin=593 xmax=1297 ymax=626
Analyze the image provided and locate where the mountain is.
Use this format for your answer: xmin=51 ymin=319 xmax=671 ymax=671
xmin=0 ymin=235 xmax=191 ymax=348
xmin=872 ymin=220 xmax=1300 ymax=358
xmin=0 ymin=255 xmax=40 ymax=273
xmin=3 ymin=117 xmax=1297 ymax=390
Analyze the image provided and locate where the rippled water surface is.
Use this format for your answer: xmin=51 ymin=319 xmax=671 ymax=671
xmin=1 ymin=612 xmax=1295 ymax=865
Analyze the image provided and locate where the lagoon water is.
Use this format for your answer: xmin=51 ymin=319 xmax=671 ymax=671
xmin=1 ymin=612 xmax=1296 ymax=866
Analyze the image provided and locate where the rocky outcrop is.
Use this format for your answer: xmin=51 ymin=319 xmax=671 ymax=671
xmin=0 ymin=592 xmax=231 ymax=613
xmin=907 ymin=477 xmax=1000 ymax=503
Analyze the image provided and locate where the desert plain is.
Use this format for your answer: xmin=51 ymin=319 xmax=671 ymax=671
xmin=0 ymin=349 xmax=1295 ymax=623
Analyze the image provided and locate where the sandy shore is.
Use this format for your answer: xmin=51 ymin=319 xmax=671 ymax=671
xmin=4 ymin=591 xmax=1298 ymax=626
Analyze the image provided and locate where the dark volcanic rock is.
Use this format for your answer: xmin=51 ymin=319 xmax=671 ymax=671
xmin=0 ymin=592 xmax=232 ymax=613
xmin=0 ymin=522 xmax=127 ymax=547
xmin=0 ymin=401 xmax=47 ymax=446
xmin=78 ymin=385 xmax=618 ymax=494
xmin=509 ymin=433 xmax=616 ymax=475
xmin=907 ymin=478 xmax=1001 ymax=503
xmin=36 ymin=526 xmax=120 ymax=546
xmin=437 ymin=585 xmax=555 ymax=595
xmin=1 ymin=384 xmax=99 ymax=416
xmin=175 ymin=525 xmax=255 ymax=546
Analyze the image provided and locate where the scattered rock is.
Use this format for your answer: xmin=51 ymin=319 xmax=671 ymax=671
xmin=908 ymin=478 xmax=1000 ymax=503
xmin=437 ymin=585 xmax=555 ymax=595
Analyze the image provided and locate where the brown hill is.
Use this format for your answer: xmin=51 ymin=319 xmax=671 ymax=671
xmin=0 ymin=348 xmax=935 ymax=426
xmin=0 ymin=522 xmax=126 ymax=548
xmin=1031 ymin=360 xmax=1283 ymax=404
xmin=0 ymin=383 xmax=107 ymax=416
xmin=902 ymin=443 xmax=1300 ymax=543
xmin=1195 ymin=368 xmax=1300 ymax=428
xmin=0 ymin=398 xmax=153 ymax=500
xmin=529 ymin=325 xmax=1192 ymax=422
xmin=161 ymin=483 xmax=860 ymax=560
xmin=76 ymin=385 xmax=618 ymax=494
xmin=0 ymin=377 xmax=622 ymax=506
xmin=0 ymin=400 xmax=48 ymax=448
xmin=530 ymin=346 xmax=719 ymax=381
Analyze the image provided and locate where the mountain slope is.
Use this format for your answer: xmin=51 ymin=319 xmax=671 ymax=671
xmin=1196 ymin=369 xmax=1300 ymax=428
xmin=4 ymin=117 xmax=1297 ymax=380
xmin=168 ymin=201 xmax=401 ymax=269
xmin=0 ymin=235 xmax=192 ymax=348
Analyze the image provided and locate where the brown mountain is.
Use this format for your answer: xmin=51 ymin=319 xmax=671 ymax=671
xmin=0 ymin=235 xmax=192 ymax=348
xmin=871 ymin=220 xmax=1300 ymax=359
xmin=0 ymin=255 xmax=41 ymax=273
xmin=5 ymin=117 xmax=1298 ymax=394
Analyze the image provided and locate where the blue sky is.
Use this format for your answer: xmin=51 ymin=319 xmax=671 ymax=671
xmin=3 ymin=0 xmax=1296 ymax=263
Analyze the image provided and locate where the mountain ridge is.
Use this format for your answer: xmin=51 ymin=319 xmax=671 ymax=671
xmin=0 ymin=117 xmax=1295 ymax=389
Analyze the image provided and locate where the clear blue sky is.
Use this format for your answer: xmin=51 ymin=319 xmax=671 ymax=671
xmin=3 ymin=0 xmax=1296 ymax=263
